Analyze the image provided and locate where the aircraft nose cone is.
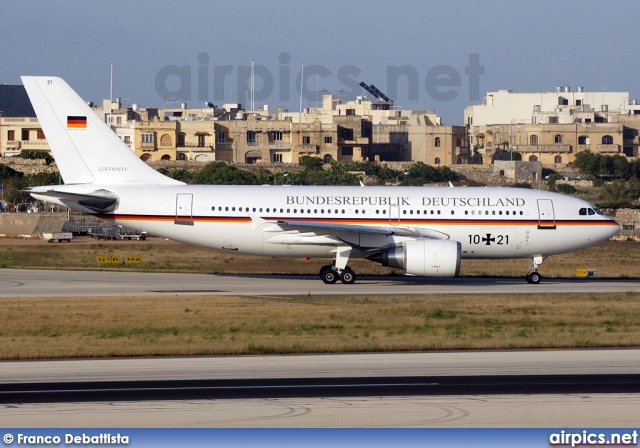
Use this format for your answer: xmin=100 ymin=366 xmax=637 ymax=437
xmin=608 ymin=219 xmax=621 ymax=238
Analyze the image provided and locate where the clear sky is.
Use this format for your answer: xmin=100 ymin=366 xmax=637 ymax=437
xmin=2 ymin=0 xmax=638 ymax=123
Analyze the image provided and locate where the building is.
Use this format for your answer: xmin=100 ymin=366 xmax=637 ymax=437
xmin=0 ymin=85 xmax=49 ymax=157
xmin=216 ymin=112 xmax=293 ymax=163
xmin=465 ymin=86 xmax=640 ymax=165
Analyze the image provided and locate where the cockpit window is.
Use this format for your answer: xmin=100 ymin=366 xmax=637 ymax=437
xmin=580 ymin=207 xmax=603 ymax=216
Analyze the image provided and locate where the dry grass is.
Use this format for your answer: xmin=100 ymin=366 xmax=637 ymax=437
xmin=1 ymin=293 xmax=640 ymax=359
xmin=0 ymin=238 xmax=638 ymax=278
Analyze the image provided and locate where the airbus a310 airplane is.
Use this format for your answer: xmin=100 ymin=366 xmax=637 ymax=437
xmin=22 ymin=76 xmax=619 ymax=284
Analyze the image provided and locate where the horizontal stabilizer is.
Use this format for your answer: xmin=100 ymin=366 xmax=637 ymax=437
xmin=29 ymin=188 xmax=118 ymax=212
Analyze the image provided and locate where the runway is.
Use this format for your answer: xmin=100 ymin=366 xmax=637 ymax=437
xmin=1 ymin=268 xmax=639 ymax=296
xmin=1 ymin=350 xmax=640 ymax=427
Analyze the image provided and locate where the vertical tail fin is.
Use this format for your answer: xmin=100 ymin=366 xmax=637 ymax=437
xmin=21 ymin=76 xmax=182 ymax=185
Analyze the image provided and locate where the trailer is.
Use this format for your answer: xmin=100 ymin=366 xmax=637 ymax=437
xmin=42 ymin=232 xmax=73 ymax=243
xmin=118 ymin=230 xmax=148 ymax=241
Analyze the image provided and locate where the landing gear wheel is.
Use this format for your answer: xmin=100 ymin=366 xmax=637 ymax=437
xmin=319 ymin=265 xmax=333 ymax=277
xmin=526 ymin=272 xmax=542 ymax=284
xmin=340 ymin=267 xmax=356 ymax=284
xmin=320 ymin=267 xmax=339 ymax=284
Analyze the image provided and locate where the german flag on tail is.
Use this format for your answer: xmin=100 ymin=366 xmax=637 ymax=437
xmin=67 ymin=116 xmax=87 ymax=129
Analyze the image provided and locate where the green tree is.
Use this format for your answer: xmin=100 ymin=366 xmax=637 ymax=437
xmin=298 ymin=155 xmax=324 ymax=171
xmin=404 ymin=162 xmax=458 ymax=185
xmin=600 ymin=179 xmax=640 ymax=203
xmin=19 ymin=149 xmax=54 ymax=165
xmin=192 ymin=162 xmax=258 ymax=185
xmin=555 ymin=183 xmax=576 ymax=194
xmin=611 ymin=154 xmax=631 ymax=179
xmin=573 ymin=150 xmax=599 ymax=177
xmin=157 ymin=168 xmax=194 ymax=183
xmin=0 ymin=164 xmax=23 ymax=181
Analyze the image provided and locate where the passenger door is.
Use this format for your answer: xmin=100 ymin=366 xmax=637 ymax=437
xmin=175 ymin=193 xmax=193 ymax=225
xmin=537 ymin=199 xmax=556 ymax=229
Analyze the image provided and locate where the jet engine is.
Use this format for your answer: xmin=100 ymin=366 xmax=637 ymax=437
xmin=367 ymin=239 xmax=461 ymax=277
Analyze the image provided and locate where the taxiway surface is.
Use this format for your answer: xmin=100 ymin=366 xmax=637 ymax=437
xmin=1 ymin=269 xmax=639 ymax=296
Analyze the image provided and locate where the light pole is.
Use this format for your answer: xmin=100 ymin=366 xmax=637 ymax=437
xmin=396 ymin=171 xmax=409 ymax=185
xmin=274 ymin=173 xmax=289 ymax=185
xmin=0 ymin=111 xmax=3 ymax=161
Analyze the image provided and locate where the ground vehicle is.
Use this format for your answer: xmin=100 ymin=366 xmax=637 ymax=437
xmin=42 ymin=231 xmax=72 ymax=243
xmin=118 ymin=230 xmax=148 ymax=241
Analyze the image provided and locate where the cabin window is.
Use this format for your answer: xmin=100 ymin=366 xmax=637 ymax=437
xmin=579 ymin=208 xmax=587 ymax=215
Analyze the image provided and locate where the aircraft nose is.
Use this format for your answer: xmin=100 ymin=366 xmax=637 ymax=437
xmin=608 ymin=218 xmax=621 ymax=238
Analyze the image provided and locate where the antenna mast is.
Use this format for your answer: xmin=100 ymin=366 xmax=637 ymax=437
xmin=299 ymin=62 xmax=304 ymax=123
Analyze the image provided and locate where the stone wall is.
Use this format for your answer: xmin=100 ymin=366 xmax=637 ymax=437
xmin=0 ymin=212 xmax=67 ymax=238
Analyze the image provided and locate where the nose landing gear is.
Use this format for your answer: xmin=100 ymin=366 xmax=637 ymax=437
xmin=526 ymin=255 xmax=544 ymax=284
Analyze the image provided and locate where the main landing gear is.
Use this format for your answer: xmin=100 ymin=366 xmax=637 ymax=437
xmin=319 ymin=245 xmax=356 ymax=284
xmin=320 ymin=265 xmax=356 ymax=284
xmin=526 ymin=255 xmax=544 ymax=284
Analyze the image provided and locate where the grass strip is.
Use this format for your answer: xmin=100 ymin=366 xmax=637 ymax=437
xmin=1 ymin=292 xmax=639 ymax=359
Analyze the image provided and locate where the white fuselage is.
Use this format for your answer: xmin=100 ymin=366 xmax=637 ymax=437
xmin=47 ymin=184 xmax=619 ymax=262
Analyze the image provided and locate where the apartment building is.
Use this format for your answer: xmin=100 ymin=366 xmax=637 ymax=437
xmin=0 ymin=85 xmax=49 ymax=156
xmin=216 ymin=112 xmax=293 ymax=163
xmin=465 ymin=86 xmax=640 ymax=164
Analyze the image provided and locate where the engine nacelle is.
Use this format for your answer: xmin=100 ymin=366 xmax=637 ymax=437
xmin=368 ymin=239 xmax=461 ymax=277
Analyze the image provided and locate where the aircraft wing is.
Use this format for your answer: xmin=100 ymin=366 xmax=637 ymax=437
xmin=274 ymin=219 xmax=450 ymax=240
